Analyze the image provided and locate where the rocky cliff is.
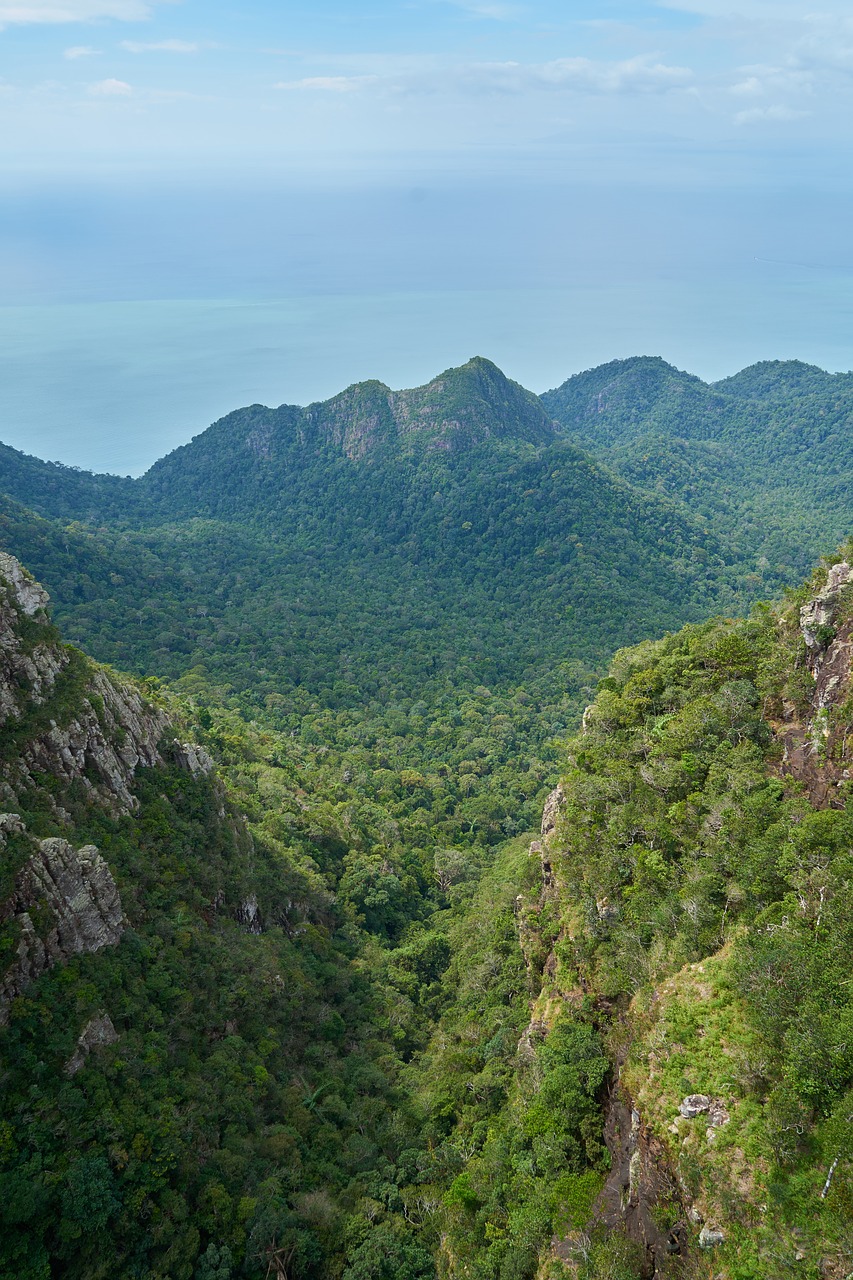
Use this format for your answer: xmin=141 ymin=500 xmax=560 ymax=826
xmin=0 ymin=553 xmax=212 ymax=1020
xmin=512 ymin=558 xmax=853 ymax=1279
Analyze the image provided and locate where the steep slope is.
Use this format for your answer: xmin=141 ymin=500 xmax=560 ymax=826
xmin=540 ymin=356 xmax=723 ymax=450
xmin=433 ymin=552 xmax=853 ymax=1279
xmin=0 ymin=440 xmax=134 ymax=522
xmin=140 ymin=355 xmax=555 ymax=514
xmin=0 ymin=358 xmax=554 ymax=524
xmin=0 ymin=555 xmax=445 ymax=1280
xmin=0 ymin=379 xmax=765 ymax=725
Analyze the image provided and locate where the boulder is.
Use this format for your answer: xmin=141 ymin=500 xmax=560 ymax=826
xmin=679 ymin=1094 xmax=712 ymax=1119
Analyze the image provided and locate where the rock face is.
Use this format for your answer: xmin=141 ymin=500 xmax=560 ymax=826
xmin=0 ymin=553 xmax=64 ymax=727
xmin=0 ymin=550 xmax=50 ymax=618
xmin=0 ymin=554 xmax=218 ymax=1016
xmin=64 ymin=1011 xmax=119 ymax=1076
xmin=799 ymin=560 xmax=852 ymax=659
xmin=0 ymin=553 xmax=210 ymax=814
xmin=172 ymin=740 xmax=214 ymax=777
xmin=678 ymin=1094 xmax=712 ymax=1119
xmin=0 ymin=832 xmax=125 ymax=1024
xmin=779 ymin=559 xmax=853 ymax=807
xmin=15 ymin=668 xmax=171 ymax=813
xmin=540 ymin=783 xmax=566 ymax=838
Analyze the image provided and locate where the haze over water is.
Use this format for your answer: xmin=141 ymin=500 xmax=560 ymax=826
xmin=4 ymin=0 xmax=853 ymax=473
xmin=4 ymin=268 xmax=853 ymax=477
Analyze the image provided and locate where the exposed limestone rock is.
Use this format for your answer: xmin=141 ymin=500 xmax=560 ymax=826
xmin=0 ymin=555 xmax=214 ymax=816
xmin=0 ymin=834 xmax=125 ymax=1023
xmin=64 ymin=1011 xmax=119 ymax=1076
xmin=0 ymin=556 xmax=65 ymax=727
xmin=679 ymin=1094 xmax=712 ymax=1119
xmin=516 ymin=1017 xmax=547 ymax=1061
xmin=172 ymin=740 xmax=214 ymax=776
xmin=707 ymin=1100 xmax=730 ymax=1128
xmin=779 ymin=562 xmax=853 ymax=807
xmin=12 ymin=666 xmax=170 ymax=814
xmin=0 ymin=812 xmax=25 ymax=840
xmin=540 ymin=783 xmax=566 ymax=838
xmin=698 ymin=1226 xmax=725 ymax=1249
xmin=236 ymin=894 xmax=263 ymax=934
xmin=800 ymin=561 xmax=851 ymax=654
xmin=0 ymin=551 xmax=50 ymax=617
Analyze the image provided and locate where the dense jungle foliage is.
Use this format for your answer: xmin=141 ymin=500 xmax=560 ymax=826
xmin=543 ymin=355 xmax=853 ymax=580
xmin=2 ymin=355 xmax=853 ymax=1279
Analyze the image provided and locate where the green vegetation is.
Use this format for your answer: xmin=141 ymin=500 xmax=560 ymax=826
xmin=543 ymin=354 xmax=853 ymax=581
xmin=2 ymin=355 xmax=853 ymax=1278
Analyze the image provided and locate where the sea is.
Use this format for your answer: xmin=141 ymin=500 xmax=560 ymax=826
xmin=3 ymin=268 xmax=853 ymax=478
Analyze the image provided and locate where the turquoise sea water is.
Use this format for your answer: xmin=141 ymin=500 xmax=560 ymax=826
xmin=3 ymin=268 xmax=853 ymax=476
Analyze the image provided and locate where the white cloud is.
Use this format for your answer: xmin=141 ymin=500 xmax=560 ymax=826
xmin=120 ymin=39 xmax=199 ymax=53
xmin=793 ymin=19 xmax=853 ymax=75
xmin=730 ymin=76 xmax=762 ymax=96
xmin=734 ymin=103 xmax=807 ymax=124
xmin=278 ymin=55 xmax=692 ymax=99
xmin=63 ymin=42 xmax=97 ymax=56
xmin=88 ymin=75 xmax=131 ymax=94
xmin=276 ymin=75 xmax=378 ymax=93
xmin=0 ymin=0 xmax=149 ymax=23
xmin=728 ymin=64 xmax=812 ymax=99
xmin=531 ymin=55 xmax=692 ymax=94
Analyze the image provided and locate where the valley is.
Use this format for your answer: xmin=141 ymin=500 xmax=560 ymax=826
xmin=0 ymin=355 xmax=851 ymax=1280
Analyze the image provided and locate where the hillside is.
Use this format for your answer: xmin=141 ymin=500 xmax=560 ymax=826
xmin=0 ymin=362 xmax=770 ymax=851
xmin=426 ymin=552 xmax=853 ymax=1279
xmin=2 ymin=355 xmax=853 ymax=1278
xmin=542 ymin=356 xmax=853 ymax=579
xmin=3 ymin=546 xmax=853 ymax=1279
xmin=1 ymin=553 xmax=512 ymax=1280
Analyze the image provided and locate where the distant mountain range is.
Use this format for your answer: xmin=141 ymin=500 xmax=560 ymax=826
xmin=5 ymin=353 xmax=852 ymax=566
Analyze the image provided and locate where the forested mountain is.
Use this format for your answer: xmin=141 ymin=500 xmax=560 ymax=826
xmin=1 ymin=355 xmax=853 ymax=1279
xmin=542 ymin=356 xmax=853 ymax=580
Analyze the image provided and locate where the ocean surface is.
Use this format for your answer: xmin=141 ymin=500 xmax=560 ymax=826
xmin=3 ymin=268 xmax=853 ymax=476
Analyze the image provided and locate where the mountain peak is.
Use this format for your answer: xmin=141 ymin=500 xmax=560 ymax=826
xmin=386 ymin=356 xmax=555 ymax=451
xmin=541 ymin=355 xmax=711 ymax=447
xmin=712 ymin=359 xmax=843 ymax=400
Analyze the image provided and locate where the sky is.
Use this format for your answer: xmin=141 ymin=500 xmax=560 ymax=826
xmin=2 ymin=0 xmax=853 ymax=471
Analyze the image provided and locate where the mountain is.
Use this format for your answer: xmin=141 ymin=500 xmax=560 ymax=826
xmin=431 ymin=550 xmax=853 ymax=1278
xmin=540 ymin=356 xmax=722 ymax=449
xmin=0 ymin=553 xmax=447 ymax=1280
xmin=0 ymin=358 xmax=554 ymax=525
xmin=2 ymin=347 xmax=853 ymax=1279
xmin=542 ymin=356 xmax=853 ymax=580
xmin=0 ymin=359 xmax=766 ymax=736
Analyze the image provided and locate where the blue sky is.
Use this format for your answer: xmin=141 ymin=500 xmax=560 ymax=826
xmin=3 ymin=1 xmax=853 ymax=471
xmin=3 ymin=0 xmax=852 ymax=177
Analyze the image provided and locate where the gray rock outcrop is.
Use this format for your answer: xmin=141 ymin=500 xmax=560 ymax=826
xmin=0 ymin=551 xmax=50 ymax=618
xmin=800 ymin=560 xmax=852 ymax=668
xmin=172 ymin=740 xmax=214 ymax=777
xmin=0 ymin=833 xmax=125 ymax=1023
xmin=16 ymin=668 xmax=170 ymax=813
xmin=64 ymin=1011 xmax=119 ymax=1076
xmin=678 ymin=1094 xmax=712 ymax=1119
xmin=540 ymin=783 xmax=566 ymax=838
xmin=0 ymin=553 xmax=211 ymax=815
